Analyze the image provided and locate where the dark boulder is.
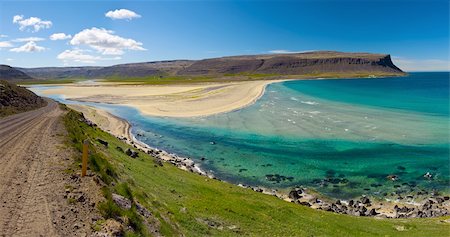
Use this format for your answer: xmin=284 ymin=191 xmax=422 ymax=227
xmin=288 ymin=188 xmax=303 ymax=200
xmin=125 ymin=148 xmax=139 ymax=158
xmin=299 ymin=201 xmax=311 ymax=207
xmin=348 ymin=200 xmax=354 ymax=206
xmin=360 ymin=206 xmax=367 ymax=214
xmin=97 ymin=138 xmax=108 ymax=147
xmin=367 ymin=208 xmax=378 ymax=216
xmin=361 ymin=196 xmax=371 ymax=205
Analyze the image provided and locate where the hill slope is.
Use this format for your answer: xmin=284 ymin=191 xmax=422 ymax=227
xmin=0 ymin=65 xmax=33 ymax=80
xmin=0 ymin=80 xmax=47 ymax=117
xmin=18 ymin=51 xmax=404 ymax=80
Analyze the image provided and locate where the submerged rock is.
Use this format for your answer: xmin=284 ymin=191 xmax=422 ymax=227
xmin=423 ymin=172 xmax=433 ymax=179
xmin=386 ymin=174 xmax=399 ymax=181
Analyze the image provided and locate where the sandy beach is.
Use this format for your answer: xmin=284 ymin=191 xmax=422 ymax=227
xmin=41 ymin=80 xmax=283 ymax=117
xmin=68 ymin=104 xmax=131 ymax=140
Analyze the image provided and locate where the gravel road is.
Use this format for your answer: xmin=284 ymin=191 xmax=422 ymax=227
xmin=0 ymin=100 xmax=100 ymax=236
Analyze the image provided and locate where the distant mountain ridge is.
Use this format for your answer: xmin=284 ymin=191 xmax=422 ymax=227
xmin=4 ymin=51 xmax=404 ymax=80
xmin=0 ymin=65 xmax=33 ymax=80
xmin=177 ymin=51 xmax=403 ymax=76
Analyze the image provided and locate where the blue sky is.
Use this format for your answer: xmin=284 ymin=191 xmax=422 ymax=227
xmin=0 ymin=0 xmax=448 ymax=71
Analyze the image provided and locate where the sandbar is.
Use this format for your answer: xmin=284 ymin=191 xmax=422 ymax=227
xmin=41 ymin=80 xmax=285 ymax=117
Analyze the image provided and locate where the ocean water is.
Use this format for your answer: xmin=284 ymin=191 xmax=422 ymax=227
xmin=33 ymin=72 xmax=450 ymax=199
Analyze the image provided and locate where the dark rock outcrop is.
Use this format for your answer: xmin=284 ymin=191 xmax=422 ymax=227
xmin=97 ymin=138 xmax=108 ymax=147
xmin=125 ymin=148 xmax=139 ymax=158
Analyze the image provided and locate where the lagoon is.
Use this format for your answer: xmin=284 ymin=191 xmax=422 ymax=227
xmin=33 ymin=72 xmax=450 ymax=199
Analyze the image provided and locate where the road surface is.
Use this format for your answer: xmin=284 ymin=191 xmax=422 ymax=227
xmin=0 ymin=100 xmax=97 ymax=236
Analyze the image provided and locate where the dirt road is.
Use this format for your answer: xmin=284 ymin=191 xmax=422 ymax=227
xmin=0 ymin=100 xmax=100 ymax=236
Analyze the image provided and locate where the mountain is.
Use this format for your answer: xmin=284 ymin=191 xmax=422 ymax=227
xmin=0 ymin=80 xmax=47 ymax=117
xmin=178 ymin=51 xmax=403 ymax=76
xmin=18 ymin=60 xmax=193 ymax=79
xmin=17 ymin=51 xmax=404 ymax=79
xmin=0 ymin=65 xmax=33 ymax=80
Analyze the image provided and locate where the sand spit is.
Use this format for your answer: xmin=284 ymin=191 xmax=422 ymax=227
xmin=42 ymin=80 xmax=282 ymax=118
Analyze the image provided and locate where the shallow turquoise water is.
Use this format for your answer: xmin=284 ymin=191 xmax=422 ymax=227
xmin=33 ymin=72 xmax=450 ymax=199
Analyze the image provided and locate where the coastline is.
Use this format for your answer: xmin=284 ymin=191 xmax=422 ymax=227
xmin=67 ymin=104 xmax=131 ymax=139
xmin=40 ymin=80 xmax=287 ymax=118
xmin=70 ymin=103 xmax=450 ymax=219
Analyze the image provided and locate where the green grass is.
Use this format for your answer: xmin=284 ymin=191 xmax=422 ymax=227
xmin=62 ymin=108 xmax=449 ymax=237
xmin=103 ymin=75 xmax=224 ymax=85
xmin=18 ymin=78 xmax=85 ymax=85
xmin=23 ymin=71 xmax=402 ymax=86
xmin=101 ymin=71 xmax=405 ymax=85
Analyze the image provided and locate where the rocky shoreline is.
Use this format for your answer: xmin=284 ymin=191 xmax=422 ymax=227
xmin=122 ymin=133 xmax=450 ymax=219
xmin=286 ymin=187 xmax=449 ymax=218
xmin=85 ymin=115 xmax=450 ymax=219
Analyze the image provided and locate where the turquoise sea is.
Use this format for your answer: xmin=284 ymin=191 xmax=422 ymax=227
xmin=33 ymin=72 xmax=450 ymax=199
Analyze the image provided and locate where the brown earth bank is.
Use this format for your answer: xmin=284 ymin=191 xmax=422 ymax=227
xmin=0 ymin=100 xmax=103 ymax=236
xmin=0 ymin=80 xmax=47 ymax=117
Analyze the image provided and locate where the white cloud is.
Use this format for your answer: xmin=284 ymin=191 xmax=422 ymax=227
xmin=6 ymin=58 xmax=14 ymax=62
xmin=10 ymin=41 xmax=46 ymax=53
xmin=0 ymin=41 xmax=13 ymax=48
xmin=13 ymin=15 xmax=52 ymax=32
xmin=105 ymin=9 xmax=141 ymax=20
xmin=70 ymin=27 xmax=146 ymax=55
xmin=268 ymin=49 xmax=316 ymax=54
xmin=13 ymin=37 xmax=45 ymax=42
xmin=57 ymin=49 xmax=121 ymax=64
xmin=50 ymin=33 xmax=72 ymax=40
xmin=0 ymin=35 xmax=7 ymax=38
xmin=392 ymin=56 xmax=450 ymax=72
xmin=57 ymin=49 xmax=99 ymax=63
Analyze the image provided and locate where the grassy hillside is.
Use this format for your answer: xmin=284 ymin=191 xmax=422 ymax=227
xmin=62 ymin=108 xmax=449 ymax=236
xmin=0 ymin=80 xmax=47 ymax=117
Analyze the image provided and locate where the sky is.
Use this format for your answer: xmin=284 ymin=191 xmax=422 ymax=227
xmin=0 ymin=0 xmax=448 ymax=71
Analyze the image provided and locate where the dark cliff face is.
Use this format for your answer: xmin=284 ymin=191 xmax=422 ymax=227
xmin=0 ymin=65 xmax=33 ymax=80
xmin=177 ymin=52 xmax=404 ymax=76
